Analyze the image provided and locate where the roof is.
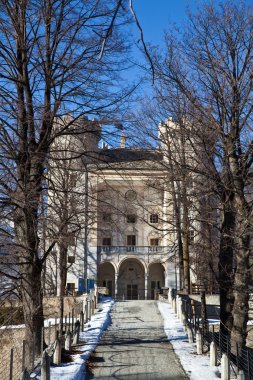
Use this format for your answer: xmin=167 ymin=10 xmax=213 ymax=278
xmin=98 ymin=148 xmax=163 ymax=164
xmin=86 ymin=148 xmax=164 ymax=172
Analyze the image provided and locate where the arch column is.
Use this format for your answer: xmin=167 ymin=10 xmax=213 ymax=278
xmin=145 ymin=273 xmax=149 ymax=300
xmin=115 ymin=272 xmax=118 ymax=299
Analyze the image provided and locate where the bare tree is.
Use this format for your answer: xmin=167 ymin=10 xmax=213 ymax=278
xmin=0 ymin=0 xmax=134 ymax=360
xmin=151 ymin=0 xmax=253 ymax=351
xmin=131 ymin=106 xmax=219 ymax=295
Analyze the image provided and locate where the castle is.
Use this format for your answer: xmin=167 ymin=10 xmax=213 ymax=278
xmin=47 ymin=117 xmax=218 ymax=298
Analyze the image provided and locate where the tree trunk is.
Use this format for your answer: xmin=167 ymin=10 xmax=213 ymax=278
xmin=20 ymin=259 xmax=44 ymax=364
xmin=58 ymin=244 xmax=68 ymax=337
xmin=231 ymin=241 xmax=250 ymax=353
xmin=219 ymin=195 xmax=235 ymax=335
xmin=182 ymin=184 xmax=190 ymax=293
xmin=230 ymin=203 xmax=250 ymax=353
xmin=171 ymin=181 xmax=184 ymax=290
xmin=15 ymin=193 xmax=45 ymax=363
xmin=200 ymin=291 xmax=209 ymax=336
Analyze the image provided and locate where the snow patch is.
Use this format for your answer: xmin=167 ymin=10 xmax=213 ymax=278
xmin=158 ymin=301 xmax=220 ymax=380
xmin=38 ymin=298 xmax=113 ymax=380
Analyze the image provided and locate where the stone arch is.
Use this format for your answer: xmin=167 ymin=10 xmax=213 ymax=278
xmin=100 ymin=260 xmax=117 ymax=273
xmin=148 ymin=260 xmax=166 ymax=271
xmin=97 ymin=262 xmax=115 ymax=297
xmin=118 ymin=258 xmax=145 ymax=300
xmin=148 ymin=262 xmax=165 ymax=300
xmin=118 ymin=256 xmax=147 ymax=272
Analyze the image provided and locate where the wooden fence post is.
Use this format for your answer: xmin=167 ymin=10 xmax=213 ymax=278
xmin=65 ymin=328 xmax=72 ymax=352
xmin=172 ymin=298 xmax=177 ymax=314
xmin=19 ymin=369 xmax=30 ymax=380
xmin=176 ymin=296 xmax=180 ymax=319
xmin=73 ymin=321 xmax=80 ymax=345
xmin=41 ymin=350 xmax=50 ymax=380
xmin=54 ymin=317 xmax=57 ymax=338
xmin=187 ymin=326 xmax=194 ymax=343
xmin=237 ymin=370 xmax=245 ymax=380
xmin=85 ymin=301 xmax=88 ymax=323
xmin=196 ymin=330 xmax=203 ymax=355
xmin=48 ymin=322 xmax=51 ymax=345
xmin=53 ymin=331 xmax=61 ymax=365
xmin=9 ymin=348 xmax=13 ymax=380
xmin=181 ymin=312 xmax=187 ymax=332
xmin=41 ymin=327 xmax=44 ymax=356
xmin=210 ymin=341 xmax=217 ymax=366
xmin=89 ymin=300 xmax=92 ymax=320
xmin=169 ymin=289 xmax=173 ymax=304
xmin=221 ymin=353 xmax=229 ymax=380
xmin=80 ymin=311 xmax=84 ymax=332
xmin=71 ymin=308 xmax=74 ymax=333
xmin=22 ymin=340 xmax=26 ymax=372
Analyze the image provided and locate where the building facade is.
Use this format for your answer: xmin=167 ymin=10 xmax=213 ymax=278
xmin=86 ymin=146 xmax=177 ymax=299
xmin=48 ymin=118 xmax=218 ymax=298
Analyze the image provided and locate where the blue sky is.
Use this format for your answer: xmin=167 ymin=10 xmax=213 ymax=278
xmin=126 ymin=0 xmax=252 ymax=88
xmin=132 ymin=0 xmax=251 ymax=46
xmin=132 ymin=0 xmax=197 ymax=46
xmin=126 ymin=1 xmax=199 ymax=87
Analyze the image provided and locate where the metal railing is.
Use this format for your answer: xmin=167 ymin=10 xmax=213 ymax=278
xmin=181 ymin=296 xmax=253 ymax=380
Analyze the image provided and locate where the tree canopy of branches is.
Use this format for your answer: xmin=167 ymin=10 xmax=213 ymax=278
xmin=151 ymin=0 xmax=253 ymax=352
xmin=0 ymin=0 xmax=134 ymax=359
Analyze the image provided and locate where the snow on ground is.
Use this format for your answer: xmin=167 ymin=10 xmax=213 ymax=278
xmin=158 ymin=301 xmax=220 ymax=380
xmin=39 ymin=297 xmax=114 ymax=380
xmin=3 ymin=298 xmax=238 ymax=379
xmin=48 ymin=299 xmax=221 ymax=380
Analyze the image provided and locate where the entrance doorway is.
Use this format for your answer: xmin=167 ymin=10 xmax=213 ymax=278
xmin=149 ymin=263 xmax=165 ymax=299
xmin=103 ymin=280 xmax=113 ymax=296
xmin=127 ymin=284 xmax=138 ymax=300
xmin=118 ymin=259 xmax=145 ymax=300
xmin=97 ymin=262 xmax=115 ymax=297
xmin=151 ymin=280 xmax=160 ymax=299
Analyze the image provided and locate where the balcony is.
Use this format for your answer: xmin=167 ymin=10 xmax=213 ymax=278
xmin=98 ymin=245 xmax=169 ymax=254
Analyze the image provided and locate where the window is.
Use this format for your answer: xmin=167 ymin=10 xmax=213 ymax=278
xmin=66 ymin=283 xmax=75 ymax=295
xmin=150 ymin=238 xmax=159 ymax=246
xmin=102 ymin=237 xmax=111 ymax=246
xmin=68 ymin=256 xmax=75 ymax=264
xmin=189 ymin=230 xmax=195 ymax=243
xmin=150 ymin=213 xmax=159 ymax=224
xmin=127 ymin=235 xmax=136 ymax=245
xmin=127 ymin=235 xmax=136 ymax=251
xmin=126 ymin=214 xmax=136 ymax=223
xmin=102 ymin=237 xmax=111 ymax=252
xmin=149 ymin=238 xmax=159 ymax=252
xmin=125 ymin=190 xmax=137 ymax=201
xmin=102 ymin=213 xmax=111 ymax=222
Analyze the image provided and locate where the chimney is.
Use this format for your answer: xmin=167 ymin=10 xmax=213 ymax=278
xmin=120 ymin=131 xmax=126 ymax=148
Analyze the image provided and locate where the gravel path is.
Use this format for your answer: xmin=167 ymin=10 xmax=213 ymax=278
xmin=86 ymin=300 xmax=188 ymax=380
